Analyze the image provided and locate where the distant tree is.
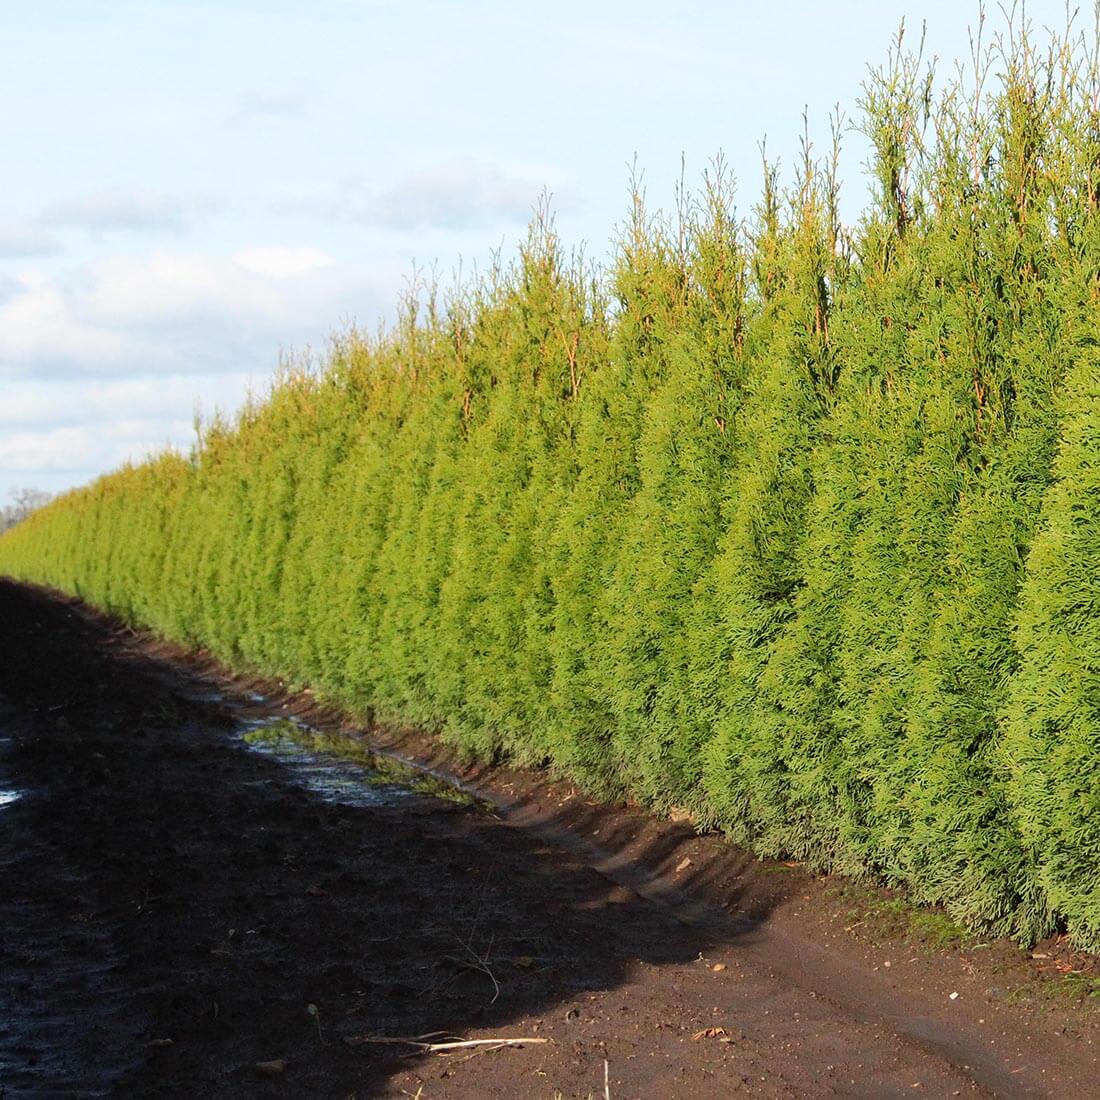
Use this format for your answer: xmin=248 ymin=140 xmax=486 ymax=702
xmin=0 ymin=488 xmax=52 ymax=534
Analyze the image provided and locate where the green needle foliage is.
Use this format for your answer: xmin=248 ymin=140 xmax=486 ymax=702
xmin=8 ymin=10 xmax=1100 ymax=947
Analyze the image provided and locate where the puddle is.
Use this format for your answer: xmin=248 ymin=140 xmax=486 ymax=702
xmin=238 ymin=718 xmax=480 ymax=810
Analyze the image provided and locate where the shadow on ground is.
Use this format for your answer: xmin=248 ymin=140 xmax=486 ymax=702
xmin=0 ymin=580 xmax=770 ymax=1098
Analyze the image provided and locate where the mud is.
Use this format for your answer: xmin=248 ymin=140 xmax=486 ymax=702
xmin=1 ymin=578 xmax=1098 ymax=1098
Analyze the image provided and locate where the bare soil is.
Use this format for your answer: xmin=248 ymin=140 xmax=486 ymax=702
xmin=1 ymin=577 xmax=1098 ymax=1098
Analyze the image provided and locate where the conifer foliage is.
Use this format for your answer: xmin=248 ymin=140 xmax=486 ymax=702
xmin=7 ymin=13 xmax=1100 ymax=946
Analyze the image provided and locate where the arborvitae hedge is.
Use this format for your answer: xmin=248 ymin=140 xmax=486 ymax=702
xmin=8 ymin=19 xmax=1100 ymax=947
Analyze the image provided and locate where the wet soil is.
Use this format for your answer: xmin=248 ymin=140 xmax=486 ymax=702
xmin=1 ymin=577 xmax=1098 ymax=1098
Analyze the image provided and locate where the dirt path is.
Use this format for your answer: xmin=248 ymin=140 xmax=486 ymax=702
xmin=0 ymin=579 xmax=1097 ymax=1098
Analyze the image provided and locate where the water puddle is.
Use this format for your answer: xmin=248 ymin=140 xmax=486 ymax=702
xmin=238 ymin=718 xmax=480 ymax=810
xmin=0 ymin=733 xmax=18 ymax=809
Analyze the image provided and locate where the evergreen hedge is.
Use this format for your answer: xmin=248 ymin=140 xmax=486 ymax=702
xmin=7 ymin=17 xmax=1100 ymax=946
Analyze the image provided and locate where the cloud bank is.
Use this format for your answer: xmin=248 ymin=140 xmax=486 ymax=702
xmin=0 ymin=221 xmax=60 ymax=259
xmin=0 ymin=243 xmax=402 ymax=497
xmin=43 ymin=188 xmax=200 ymax=233
xmin=345 ymin=157 xmax=550 ymax=230
xmin=0 ymin=247 xmax=393 ymax=379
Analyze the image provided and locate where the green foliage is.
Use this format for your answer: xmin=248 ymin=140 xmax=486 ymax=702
xmin=1003 ymin=273 xmax=1100 ymax=950
xmin=8 ymin=12 xmax=1100 ymax=947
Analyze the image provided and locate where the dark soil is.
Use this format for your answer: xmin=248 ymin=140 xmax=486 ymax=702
xmin=1 ymin=577 xmax=1098 ymax=1098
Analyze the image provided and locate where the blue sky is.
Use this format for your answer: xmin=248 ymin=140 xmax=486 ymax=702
xmin=0 ymin=0 xmax=1075 ymax=499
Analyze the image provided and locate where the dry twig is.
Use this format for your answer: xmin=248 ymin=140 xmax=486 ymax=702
xmin=345 ymin=1033 xmax=547 ymax=1054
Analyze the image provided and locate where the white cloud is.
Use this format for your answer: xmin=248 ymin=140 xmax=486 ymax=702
xmin=0 ymin=243 xmax=404 ymax=498
xmin=364 ymin=157 xmax=548 ymax=229
xmin=0 ymin=248 xmax=396 ymax=377
xmin=231 ymin=246 xmax=333 ymax=278
xmin=227 ymin=91 xmax=308 ymax=124
xmin=0 ymin=370 xmax=263 ymax=500
xmin=0 ymin=418 xmax=195 ymax=473
xmin=0 ymin=221 xmax=60 ymax=258
xmin=43 ymin=188 xmax=197 ymax=233
xmin=0 ymin=272 xmax=28 ymax=303
xmin=0 ymin=270 xmax=149 ymax=372
xmin=0 ymin=373 xmax=256 ymax=428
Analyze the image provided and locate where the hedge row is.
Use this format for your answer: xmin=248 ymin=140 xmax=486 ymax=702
xmin=6 ymin=21 xmax=1100 ymax=945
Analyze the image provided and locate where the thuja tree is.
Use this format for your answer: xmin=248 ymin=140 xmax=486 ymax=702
xmin=344 ymin=295 xmax=454 ymax=722
xmin=1001 ymin=30 xmax=1100 ymax=946
xmin=698 ymin=136 xmax=842 ymax=853
xmin=1003 ymin=280 xmax=1100 ymax=948
xmin=447 ymin=213 xmax=600 ymax=761
xmin=622 ymin=163 xmax=750 ymax=808
xmin=885 ymin=32 xmax=1084 ymax=937
xmin=298 ymin=335 xmax=410 ymax=701
xmin=544 ymin=186 xmax=691 ymax=792
xmin=495 ymin=253 xmax=608 ymax=764
xmin=738 ymin=45 xmax=930 ymax=870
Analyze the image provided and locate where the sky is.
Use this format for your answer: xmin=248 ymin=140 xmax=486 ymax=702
xmin=0 ymin=0 xmax=1078 ymax=500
